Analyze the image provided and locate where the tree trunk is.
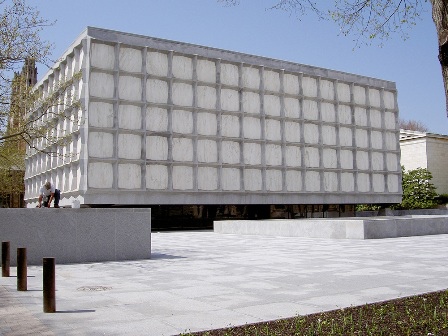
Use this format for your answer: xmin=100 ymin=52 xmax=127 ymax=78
xmin=430 ymin=0 xmax=448 ymax=117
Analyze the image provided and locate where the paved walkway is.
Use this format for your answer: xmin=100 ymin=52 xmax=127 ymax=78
xmin=0 ymin=231 xmax=447 ymax=335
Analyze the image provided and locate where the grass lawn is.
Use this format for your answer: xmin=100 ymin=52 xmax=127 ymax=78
xmin=182 ymin=289 xmax=448 ymax=335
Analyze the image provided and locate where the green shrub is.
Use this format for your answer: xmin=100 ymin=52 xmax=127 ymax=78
xmin=393 ymin=166 xmax=438 ymax=210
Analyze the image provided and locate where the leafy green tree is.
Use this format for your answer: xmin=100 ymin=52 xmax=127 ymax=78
xmin=395 ymin=166 xmax=438 ymax=209
xmin=219 ymin=0 xmax=448 ymax=117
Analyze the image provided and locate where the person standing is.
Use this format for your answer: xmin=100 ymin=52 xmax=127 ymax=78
xmin=38 ymin=181 xmax=60 ymax=208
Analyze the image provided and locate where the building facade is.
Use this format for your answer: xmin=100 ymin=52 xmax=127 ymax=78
xmin=24 ymin=27 xmax=402 ymax=209
xmin=400 ymin=130 xmax=448 ymax=194
xmin=0 ymin=58 xmax=37 ymax=208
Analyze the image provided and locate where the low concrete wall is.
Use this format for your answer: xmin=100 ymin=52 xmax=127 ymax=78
xmin=0 ymin=208 xmax=151 ymax=266
xmin=214 ymin=215 xmax=448 ymax=239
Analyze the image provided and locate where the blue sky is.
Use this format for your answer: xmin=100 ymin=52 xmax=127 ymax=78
xmin=29 ymin=0 xmax=447 ymax=134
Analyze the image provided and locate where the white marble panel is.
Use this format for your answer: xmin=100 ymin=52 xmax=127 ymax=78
xmin=385 ymin=132 xmax=397 ymax=150
xmin=264 ymin=70 xmax=280 ymax=92
xmin=386 ymin=153 xmax=398 ymax=171
xmin=384 ymin=112 xmax=396 ymax=130
xmin=118 ymin=105 xmax=141 ymax=130
xmin=356 ymin=129 xmax=368 ymax=148
xmin=146 ymin=164 xmax=168 ymax=190
xmin=242 ymin=91 xmax=260 ymax=114
xmin=304 ymin=124 xmax=319 ymax=144
xmin=197 ymin=86 xmax=217 ymax=109
xmin=266 ymin=170 xmax=282 ymax=191
xmin=146 ymin=136 xmax=168 ymax=160
xmin=321 ymin=103 xmax=336 ymax=122
xmin=118 ymin=164 xmax=141 ymax=189
xmin=221 ymin=115 xmax=240 ymax=138
xmin=357 ymin=173 xmax=370 ymax=192
xmin=172 ymin=138 xmax=193 ymax=162
xmin=146 ymin=107 xmax=168 ymax=132
xmin=353 ymin=86 xmax=366 ymax=105
xmin=320 ymin=80 xmax=334 ymax=100
xmin=242 ymin=67 xmax=260 ymax=90
xmin=221 ymin=89 xmax=239 ymax=111
xmin=244 ymin=142 xmax=261 ymax=165
xmin=285 ymin=146 xmax=301 ymax=167
xmin=90 ymin=72 xmax=114 ymax=98
xmin=384 ymin=91 xmax=395 ymax=109
xmin=305 ymin=147 xmax=319 ymax=167
xmin=220 ymin=63 xmax=239 ymax=86
xmin=387 ymin=174 xmax=399 ymax=192
xmin=373 ymin=174 xmax=385 ymax=192
xmin=172 ymin=55 xmax=193 ymax=80
xmin=222 ymin=168 xmax=240 ymax=190
xmin=118 ymin=134 xmax=141 ymax=159
xmin=356 ymin=151 xmax=369 ymax=170
xmin=302 ymin=100 xmax=318 ymax=120
xmin=302 ymin=77 xmax=317 ymax=97
xmin=89 ymin=132 xmax=114 ymax=158
xmin=88 ymin=162 xmax=113 ymax=188
xmin=285 ymin=121 xmax=301 ymax=143
xmin=89 ymin=102 xmax=114 ymax=128
xmin=146 ymin=79 xmax=168 ymax=104
xmin=222 ymin=141 xmax=240 ymax=164
xmin=324 ymin=172 xmax=338 ymax=192
xmin=369 ymin=89 xmax=381 ymax=108
xmin=119 ymin=76 xmax=142 ymax=101
xmin=198 ymin=167 xmax=218 ymax=190
xmin=284 ymin=98 xmax=300 ymax=119
xmin=338 ymin=105 xmax=352 ymax=124
xmin=286 ymin=170 xmax=302 ymax=191
xmin=265 ymin=119 xmax=281 ymax=141
xmin=323 ymin=148 xmax=337 ymax=168
xmin=197 ymin=139 xmax=217 ymax=163
xmin=322 ymin=126 xmax=336 ymax=145
xmin=91 ymin=43 xmax=115 ymax=70
xmin=371 ymin=131 xmax=383 ymax=149
xmin=341 ymin=172 xmax=354 ymax=192
xmin=355 ymin=107 xmax=367 ymax=126
xmin=337 ymin=82 xmax=351 ymax=103
xmin=244 ymin=169 xmax=262 ymax=191
xmin=243 ymin=117 xmax=261 ymax=139
xmin=264 ymin=95 xmax=281 ymax=116
xmin=305 ymin=171 xmax=320 ymax=191
xmin=284 ymin=74 xmax=299 ymax=95
xmin=197 ymin=59 xmax=216 ymax=83
xmin=266 ymin=144 xmax=282 ymax=166
xmin=172 ymin=110 xmax=193 ymax=134
xmin=197 ymin=112 xmax=217 ymax=135
xmin=339 ymin=127 xmax=352 ymax=147
xmin=146 ymin=51 xmax=168 ymax=77
xmin=119 ymin=47 xmax=142 ymax=73
xmin=172 ymin=82 xmax=193 ymax=106
xmin=372 ymin=152 xmax=384 ymax=171
xmin=370 ymin=109 xmax=382 ymax=128
xmin=172 ymin=166 xmax=193 ymax=190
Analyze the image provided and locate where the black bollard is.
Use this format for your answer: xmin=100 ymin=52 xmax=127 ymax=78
xmin=43 ymin=257 xmax=55 ymax=313
xmin=2 ymin=241 xmax=10 ymax=277
xmin=17 ymin=248 xmax=27 ymax=291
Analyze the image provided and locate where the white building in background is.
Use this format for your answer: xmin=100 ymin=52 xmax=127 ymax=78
xmin=400 ymin=130 xmax=448 ymax=194
xmin=24 ymin=27 xmax=401 ymax=208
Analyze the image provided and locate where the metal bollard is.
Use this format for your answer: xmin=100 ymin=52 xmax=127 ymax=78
xmin=17 ymin=248 xmax=27 ymax=291
xmin=43 ymin=257 xmax=56 ymax=313
xmin=2 ymin=241 xmax=10 ymax=277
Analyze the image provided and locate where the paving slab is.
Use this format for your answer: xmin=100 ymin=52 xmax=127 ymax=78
xmin=0 ymin=231 xmax=447 ymax=335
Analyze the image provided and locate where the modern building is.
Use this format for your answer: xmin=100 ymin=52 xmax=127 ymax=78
xmin=400 ymin=130 xmax=448 ymax=195
xmin=24 ymin=27 xmax=401 ymax=222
